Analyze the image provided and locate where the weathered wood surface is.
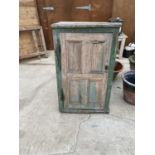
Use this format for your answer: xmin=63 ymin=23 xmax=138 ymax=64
xmin=36 ymin=0 xmax=114 ymax=49
xmin=19 ymin=0 xmax=36 ymax=7
xmin=19 ymin=25 xmax=41 ymax=31
xmin=60 ymin=33 xmax=112 ymax=110
xmin=19 ymin=1 xmax=47 ymax=59
xmin=19 ymin=26 xmax=47 ymax=60
xmin=19 ymin=0 xmax=39 ymax=27
xmin=52 ymin=22 xmax=122 ymax=28
xmin=19 ymin=31 xmax=36 ymax=58
xmin=52 ymin=22 xmax=120 ymax=113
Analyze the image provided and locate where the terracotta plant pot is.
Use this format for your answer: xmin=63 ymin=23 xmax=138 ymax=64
xmin=122 ymin=70 xmax=135 ymax=105
xmin=113 ymin=61 xmax=123 ymax=80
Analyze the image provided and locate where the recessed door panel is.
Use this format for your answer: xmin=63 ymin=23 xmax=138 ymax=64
xmin=69 ymin=80 xmax=80 ymax=103
xmin=90 ymin=43 xmax=104 ymax=73
xmin=67 ymin=41 xmax=82 ymax=73
xmin=68 ymin=79 xmax=88 ymax=108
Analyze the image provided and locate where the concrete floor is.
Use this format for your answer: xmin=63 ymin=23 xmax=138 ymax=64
xmin=19 ymin=51 xmax=135 ymax=155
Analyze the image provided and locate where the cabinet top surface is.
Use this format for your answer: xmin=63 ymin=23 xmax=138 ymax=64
xmin=51 ymin=22 xmax=121 ymax=28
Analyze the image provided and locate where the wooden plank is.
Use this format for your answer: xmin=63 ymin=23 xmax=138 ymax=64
xmin=52 ymin=22 xmax=121 ymax=28
xmin=19 ymin=27 xmax=47 ymax=60
xmin=90 ymin=43 xmax=104 ymax=72
xmin=36 ymin=0 xmax=52 ymax=49
xmin=60 ymin=33 xmax=68 ymax=107
xmin=19 ymin=1 xmax=36 ymax=7
xmin=32 ymin=30 xmax=39 ymax=53
xmin=19 ymin=31 xmax=36 ymax=57
xmin=19 ymin=26 xmax=41 ymax=31
xmin=19 ymin=6 xmax=39 ymax=26
xmin=39 ymin=27 xmax=47 ymax=52
xmin=19 ymin=51 xmax=46 ymax=59
xmin=81 ymin=40 xmax=92 ymax=74
xmin=69 ymin=80 xmax=80 ymax=104
xmin=89 ymin=80 xmax=96 ymax=103
xmin=90 ymin=0 xmax=113 ymax=21
xmin=81 ymin=80 xmax=88 ymax=106
xmin=19 ymin=0 xmax=40 ymax=26
xmin=67 ymin=41 xmax=82 ymax=73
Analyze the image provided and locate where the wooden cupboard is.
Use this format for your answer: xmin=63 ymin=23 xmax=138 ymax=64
xmin=52 ymin=22 xmax=121 ymax=113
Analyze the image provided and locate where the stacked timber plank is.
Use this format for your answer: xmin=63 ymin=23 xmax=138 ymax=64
xmin=19 ymin=0 xmax=47 ymax=59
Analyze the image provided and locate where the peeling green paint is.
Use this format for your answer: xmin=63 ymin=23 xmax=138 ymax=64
xmin=89 ymin=81 xmax=96 ymax=104
xmin=52 ymin=23 xmax=120 ymax=113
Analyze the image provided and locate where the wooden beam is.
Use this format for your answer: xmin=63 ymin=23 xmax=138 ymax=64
xmin=19 ymin=1 xmax=36 ymax=7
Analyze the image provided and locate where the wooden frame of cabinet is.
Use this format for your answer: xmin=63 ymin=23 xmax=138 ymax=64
xmin=52 ymin=22 xmax=121 ymax=113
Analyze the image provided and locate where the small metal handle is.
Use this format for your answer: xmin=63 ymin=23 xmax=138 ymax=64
xmin=75 ymin=4 xmax=91 ymax=11
xmin=42 ymin=6 xmax=54 ymax=11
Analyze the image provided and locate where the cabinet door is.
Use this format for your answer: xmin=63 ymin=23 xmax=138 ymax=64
xmin=60 ymin=33 xmax=113 ymax=110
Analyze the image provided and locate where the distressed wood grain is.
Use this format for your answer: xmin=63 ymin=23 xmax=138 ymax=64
xmin=60 ymin=33 xmax=112 ymax=110
xmin=52 ymin=22 xmax=120 ymax=113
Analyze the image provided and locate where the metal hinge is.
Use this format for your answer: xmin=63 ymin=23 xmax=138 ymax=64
xmin=42 ymin=6 xmax=54 ymax=11
xmin=75 ymin=4 xmax=92 ymax=11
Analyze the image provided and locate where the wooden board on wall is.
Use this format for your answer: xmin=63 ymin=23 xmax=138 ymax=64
xmin=19 ymin=0 xmax=40 ymax=26
xmin=36 ymin=0 xmax=135 ymax=49
xmin=90 ymin=0 xmax=113 ymax=21
xmin=19 ymin=0 xmax=47 ymax=59
xmin=112 ymin=0 xmax=135 ymax=45
xmin=19 ymin=31 xmax=36 ymax=58
xmin=36 ymin=0 xmax=114 ymax=49
xmin=19 ymin=27 xmax=47 ymax=59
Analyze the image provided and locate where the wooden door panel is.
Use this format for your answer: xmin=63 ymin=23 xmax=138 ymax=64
xmin=67 ymin=41 xmax=82 ymax=73
xmin=90 ymin=43 xmax=104 ymax=72
xmin=36 ymin=0 xmax=71 ymax=49
xmin=88 ymin=79 xmax=105 ymax=104
xmin=37 ymin=0 xmax=114 ymax=49
xmin=69 ymin=80 xmax=81 ymax=103
xmin=69 ymin=79 xmax=88 ymax=107
xmin=63 ymin=33 xmax=112 ymax=74
xmin=90 ymin=0 xmax=113 ymax=21
xmin=82 ymin=40 xmax=106 ymax=73
xmin=66 ymin=77 xmax=107 ymax=109
xmin=70 ymin=0 xmax=91 ymax=21
xmin=45 ymin=0 xmax=72 ymax=8
xmin=36 ymin=0 xmax=51 ymax=49
xmin=60 ymin=32 xmax=112 ymax=109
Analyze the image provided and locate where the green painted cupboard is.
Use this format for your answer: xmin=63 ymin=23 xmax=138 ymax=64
xmin=52 ymin=22 xmax=121 ymax=113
